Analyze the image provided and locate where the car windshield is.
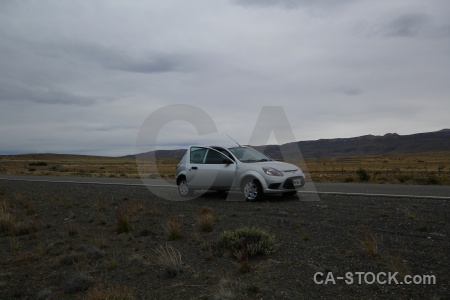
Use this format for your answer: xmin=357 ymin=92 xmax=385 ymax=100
xmin=227 ymin=147 xmax=272 ymax=163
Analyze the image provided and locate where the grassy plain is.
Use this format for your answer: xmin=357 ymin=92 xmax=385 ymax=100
xmin=0 ymin=180 xmax=448 ymax=299
xmin=290 ymin=151 xmax=450 ymax=185
xmin=1 ymin=151 xmax=449 ymax=185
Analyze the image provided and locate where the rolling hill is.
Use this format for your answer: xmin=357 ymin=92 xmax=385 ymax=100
xmin=135 ymin=129 xmax=450 ymax=160
xmin=257 ymin=129 xmax=450 ymax=159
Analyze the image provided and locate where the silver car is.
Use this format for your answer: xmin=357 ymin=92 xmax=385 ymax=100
xmin=175 ymin=146 xmax=305 ymax=201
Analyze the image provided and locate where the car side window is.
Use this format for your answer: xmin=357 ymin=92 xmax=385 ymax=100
xmin=217 ymin=149 xmax=235 ymax=161
xmin=190 ymin=147 xmax=207 ymax=164
xmin=204 ymin=149 xmax=229 ymax=164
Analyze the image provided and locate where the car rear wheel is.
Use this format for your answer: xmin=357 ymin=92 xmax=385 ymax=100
xmin=178 ymin=177 xmax=194 ymax=197
xmin=242 ymin=179 xmax=263 ymax=202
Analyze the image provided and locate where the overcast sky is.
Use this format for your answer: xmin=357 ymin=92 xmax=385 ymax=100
xmin=1 ymin=0 xmax=449 ymax=156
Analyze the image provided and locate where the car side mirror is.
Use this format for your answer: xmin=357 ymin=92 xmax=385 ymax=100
xmin=223 ymin=157 xmax=233 ymax=164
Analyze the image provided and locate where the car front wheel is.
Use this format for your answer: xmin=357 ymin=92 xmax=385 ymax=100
xmin=282 ymin=191 xmax=297 ymax=197
xmin=178 ymin=177 xmax=194 ymax=197
xmin=242 ymin=179 xmax=263 ymax=202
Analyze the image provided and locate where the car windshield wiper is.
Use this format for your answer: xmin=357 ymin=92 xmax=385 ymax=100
xmin=241 ymin=158 xmax=270 ymax=163
xmin=241 ymin=159 xmax=259 ymax=163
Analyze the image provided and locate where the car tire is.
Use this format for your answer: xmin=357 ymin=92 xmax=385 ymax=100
xmin=178 ymin=177 xmax=194 ymax=197
xmin=282 ymin=191 xmax=297 ymax=197
xmin=242 ymin=179 xmax=263 ymax=202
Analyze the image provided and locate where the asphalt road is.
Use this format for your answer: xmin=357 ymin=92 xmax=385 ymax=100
xmin=1 ymin=174 xmax=449 ymax=199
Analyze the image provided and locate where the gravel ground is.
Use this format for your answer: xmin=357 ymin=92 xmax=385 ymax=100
xmin=0 ymin=180 xmax=449 ymax=299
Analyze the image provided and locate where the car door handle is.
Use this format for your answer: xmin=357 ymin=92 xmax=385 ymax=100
xmin=191 ymin=166 xmax=198 ymax=170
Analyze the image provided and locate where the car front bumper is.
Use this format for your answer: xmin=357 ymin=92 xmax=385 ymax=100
xmin=263 ymin=176 xmax=306 ymax=194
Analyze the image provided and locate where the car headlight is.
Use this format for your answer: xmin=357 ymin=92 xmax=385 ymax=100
xmin=262 ymin=167 xmax=283 ymax=176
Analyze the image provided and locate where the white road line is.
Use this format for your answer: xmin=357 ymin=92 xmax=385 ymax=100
xmin=0 ymin=177 xmax=176 ymax=188
xmin=1 ymin=177 xmax=449 ymax=200
xmin=297 ymin=190 xmax=450 ymax=200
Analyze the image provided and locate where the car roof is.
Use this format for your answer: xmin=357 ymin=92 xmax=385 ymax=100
xmin=188 ymin=145 xmax=248 ymax=149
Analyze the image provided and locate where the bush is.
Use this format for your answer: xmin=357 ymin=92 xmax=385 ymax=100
xmin=214 ymin=227 xmax=277 ymax=260
xmin=356 ymin=168 xmax=370 ymax=182
xmin=29 ymin=162 xmax=48 ymax=166
xmin=413 ymin=176 xmax=440 ymax=185
xmin=397 ymin=175 xmax=412 ymax=183
xmin=344 ymin=177 xmax=354 ymax=183
xmin=62 ymin=273 xmax=91 ymax=294
xmin=426 ymin=177 xmax=439 ymax=185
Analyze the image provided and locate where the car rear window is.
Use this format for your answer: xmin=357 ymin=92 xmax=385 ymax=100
xmin=190 ymin=147 xmax=207 ymax=163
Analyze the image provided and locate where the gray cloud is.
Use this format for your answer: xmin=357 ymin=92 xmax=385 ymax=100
xmin=108 ymin=53 xmax=189 ymax=74
xmin=356 ymin=12 xmax=450 ymax=40
xmin=435 ymin=24 xmax=450 ymax=38
xmin=34 ymin=40 xmax=191 ymax=74
xmin=0 ymin=82 xmax=96 ymax=106
xmin=386 ymin=13 xmax=431 ymax=37
xmin=0 ymin=0 xmax=449 ymax=155
xmin=233 ymin=0 xmax=356 ymax=9
xmin=234 ymin=0 xmax=306 ymax=9
xmin=334 ymin=87 xmax=363 ymax=97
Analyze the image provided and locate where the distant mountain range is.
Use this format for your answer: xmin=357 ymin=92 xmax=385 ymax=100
xmin=133 ymin=129 xmax=450 ymax=160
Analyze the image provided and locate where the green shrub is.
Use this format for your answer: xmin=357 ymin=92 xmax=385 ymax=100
xmin=426 ymin=177 xmax=439 ymax=185
xmin=413 ymin=176 xmax=440 ymax=185
xmin=397 ymin=175 xmax=412 ymax=183
xmin=29 ymin=162 xmax=48 ymax=166
xmin=214 ymin=227 xmax=277 ymax=260
xmin=344 ymin=177 xmax=354 ymax=183
xmin=356 ymin=168 xmax=370 ymax=182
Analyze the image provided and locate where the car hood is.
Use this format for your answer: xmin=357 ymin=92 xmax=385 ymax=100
xmin=256 ymin=161 xmax=300 ymax=172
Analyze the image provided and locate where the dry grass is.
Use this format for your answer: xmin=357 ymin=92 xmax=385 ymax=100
xmin=1 ymin=151 xmax=449 ymax=184
xmin=0 ymin=154 xmax=142 ymax=178
xmin=359 ymin=228 xmax=381 ymax=257
xmin=68 ymin=221 xmax=79 ymax=236
xmin=154 ymin=244 xmax=183 ymax=278
xmin=214 ymin=277 xmax=238 ymax=300
xmin=8 ymin=236 xmax=20 ymax=252
xmin=15 ymin=194 xmax=36 ymax=215
xmin=197 ymin=206 xmax=215 ymax=232
xmin=164 ymin=215 xmax=182 ymax=240
xmin=297 ymin=151 xmax=450 ymax=184
xmin=0 ymin=186 xmax=7 ymax=198
xmin=383 ymin=255 xmax=412 ymax=280
xmin=116 ymin=208 xmax=133 ymax=234
xmin=0 ymin=199 xmax=41 ymax=236
xmin=0 ymin=200 xmax=14 ymax=234
xmin=85 ymin=284 xmax=135 ymax=300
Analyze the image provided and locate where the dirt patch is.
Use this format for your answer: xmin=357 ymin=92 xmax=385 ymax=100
xmin=0 ymin=181 xmax=448 ymax=299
